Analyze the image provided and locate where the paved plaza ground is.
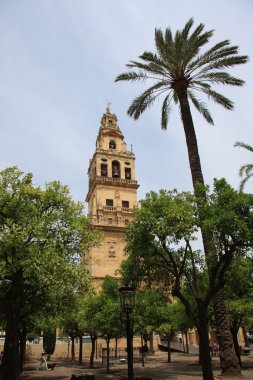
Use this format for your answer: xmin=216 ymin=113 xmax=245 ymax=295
xmin=22 ymin=351 xmax=253 ymax=380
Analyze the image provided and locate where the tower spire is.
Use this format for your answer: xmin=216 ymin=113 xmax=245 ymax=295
xmin=106 ymin=102 xmax=112 ymax=114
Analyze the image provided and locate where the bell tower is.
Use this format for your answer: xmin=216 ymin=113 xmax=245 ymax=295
xmin=85 ymin=107 xmax=139 ymax=285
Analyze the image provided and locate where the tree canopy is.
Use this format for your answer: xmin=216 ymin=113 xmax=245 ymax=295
xmin=0 ymin=166 xmax=100 ymax=380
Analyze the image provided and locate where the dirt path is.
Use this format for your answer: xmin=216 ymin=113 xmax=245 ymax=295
xmin=22 ymin=352 xmax=253 ymax=380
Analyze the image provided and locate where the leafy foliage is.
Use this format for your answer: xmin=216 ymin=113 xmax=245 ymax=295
xmin=0 ymin=166 xmax=100 ymax=378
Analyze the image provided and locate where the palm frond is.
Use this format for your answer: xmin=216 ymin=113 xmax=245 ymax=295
xmin=190 ymin=80 xmax=211 ymax=90
xmin=186 ymin=46 xmax=248 ymax=80
xmin=180 ymin=24 xmax=213 ymax=68
xmin=128 ymin=94 xmax=156 ymax=120
xmin=127 ymin=59 xmax=168 ymax=77
xmin=205 ymin=55 xmax=248 ymax=71
xmin=188 ymin=90 xmax=214 ymax=124
xmin=164 ymin=28 xmax=173 ymax=47
xmin=115 ymin=71 xmax=147 ymax=83
xmin=202 ymin=88 xmax=234 ymax=110
xmin=155 ymin=28 xmax=166 ymax=61
xmin=161 ymin=93 xmax=172 ymax=130
xmin=127 ymin=82 xmax=167 ymax=119
xmin=139 ymin=52 xmax=173 ymax=75
xmin=193 ymin=55 xmax=248 ymax=79
xmin=234 ymin=142 xmax=253 ymax=153
xmin=239 ymin=172 xmax=253 ymax=192
xmin=239 ymin=164 xmax=253 ymax=178
xmin=187 ymin=44 xmax=237 ymax=71
xmin=199 ymin=72 xmax=244 ymax=86
xmin=181 ymin=18 xmax=194 ymax=40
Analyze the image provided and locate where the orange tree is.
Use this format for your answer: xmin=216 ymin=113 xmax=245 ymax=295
xmin=0 ymin=167 xmax=99 ymax=380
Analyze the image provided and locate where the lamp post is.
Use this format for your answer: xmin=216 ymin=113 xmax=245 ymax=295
xmin=119 ymin=285 xmax=135 ymax=380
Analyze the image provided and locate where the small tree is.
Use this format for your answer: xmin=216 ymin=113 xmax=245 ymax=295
xmin=95 ymin=277 xmax=122 ymax=373
xmin=0 ymin=166 xmax=100 ymax=380
xmin=224 ymin=255 xmax=253 ymax=367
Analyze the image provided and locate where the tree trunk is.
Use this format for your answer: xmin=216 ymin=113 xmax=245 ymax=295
xmin=106 ymin=339 xmax=110 ymax=374
xmin=214 ymin=291 xmax=241 ymax=375
xmin=89 ymin=336 xmax=96 ymax=369
xmin=19 ymin=327 xmax=27 ymax=372
xmin=2 ymin=271 xmax=22 ymax=380
xmin=184 ymin=330 xmax=189 ymax=354
xmin=2 ymin=303 xmax=20 ymax=380
xmin=167 ymin=338 xmax=171 ymax=363
xmin=78 ymin=335 xmax=83 ymax=365
xmin=197 ymin=315 xmax=214 ymax=380
xmin=115 ymin=337 xmax=118 ymax=358
xmin=177 ymin=89 xmax=241 ymax=375
xmin=230 ymin=322 xmax=242 ymax=369
xmin=71 ymin=336 xmax=75 ymax=361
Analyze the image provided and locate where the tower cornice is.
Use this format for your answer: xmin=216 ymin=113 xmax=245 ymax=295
xmin=86 ymin=175 xmax=139 ymax=202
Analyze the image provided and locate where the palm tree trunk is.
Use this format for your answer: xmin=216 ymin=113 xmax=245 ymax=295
xmin=230 ymin=321 xmax=242 ymax=369
xmin=214 ymin=292 xmax=240 ymax=374
xmin=177 ymin=89 xmax=241 ymax=375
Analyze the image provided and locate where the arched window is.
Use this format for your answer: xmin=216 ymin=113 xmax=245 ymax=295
xmin=125 ymin=167 xmax=131 ymax=180
xmin=112 ymin=160 xmax=120 ymax=178
xmin=109 ymin=140 xmax=116 ymax=149
xmin=101 ymin=164 xmax=108 ymax=177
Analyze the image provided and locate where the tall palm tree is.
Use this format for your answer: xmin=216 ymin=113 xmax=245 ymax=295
xmin=115 ymin=18 xmax=248 ymax=377
xmin=234 ymin=141 xmax=253 ymax=191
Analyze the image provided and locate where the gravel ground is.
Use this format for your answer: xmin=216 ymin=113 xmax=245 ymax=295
xmin=21 ymin=351 xmax=253 ymax=380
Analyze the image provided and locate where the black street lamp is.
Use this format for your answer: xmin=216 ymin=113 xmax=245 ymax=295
xmin=119 ymin=285 xmax=135 ymax=380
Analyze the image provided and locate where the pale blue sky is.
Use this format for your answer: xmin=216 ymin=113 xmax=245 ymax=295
xmin=0 ymin=0 xmax=252 ymax=206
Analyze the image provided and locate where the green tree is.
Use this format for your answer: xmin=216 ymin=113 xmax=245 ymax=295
xmin=155 ymin=302 xmax=186 ymax=363
xmin=123 ymin=188 xmax=215 ymax=379
xmin=0 ymin=167 xmax=99 ymax=380
xmin=234 ymin=141 xmax=253 ymax=191
xmin=224 ymin=255 xmax=253 ymax=367
xmin=58 ymin=268 xmax=93 ymax=365
xmin=122 ymin=180 xmax=253 ymax=380
xmin=134 ymin=289 xmax=187 ymax=363
xmin=95 ymin=277 xmax=122 ymax=374
xmin=81 ymin=292 xmax=101 ymax=369
xmin=115 ymin=18 xmax=248 ymax=376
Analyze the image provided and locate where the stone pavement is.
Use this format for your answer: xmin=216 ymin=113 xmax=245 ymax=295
xmin=22 ymin=351 xmax=253 ymax=380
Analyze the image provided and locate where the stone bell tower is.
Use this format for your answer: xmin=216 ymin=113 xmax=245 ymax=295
xmin=85 ymin=106 xmax=139 ymax=286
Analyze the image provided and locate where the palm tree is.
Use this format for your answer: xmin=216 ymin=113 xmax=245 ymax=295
xmin=115 ymin=18 xmax=248 ymax=377
xmin=234 ymin=141 xmax=253 ymax=191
